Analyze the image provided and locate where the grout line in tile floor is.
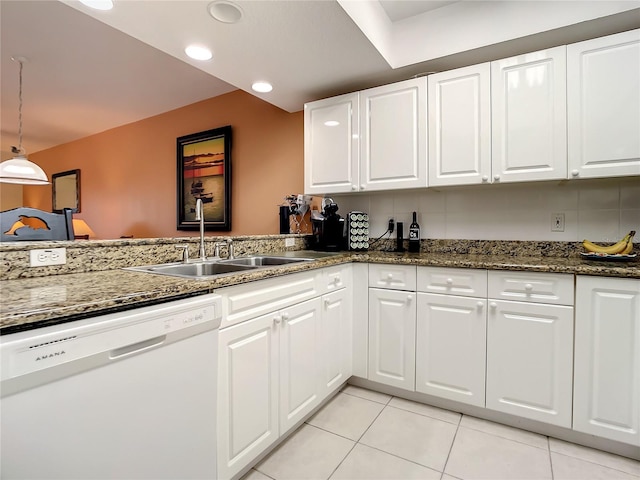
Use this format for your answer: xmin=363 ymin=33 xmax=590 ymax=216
xmin=250 ymin=387 xmax=640 ymax=480
xmin=440 ymin=413 xmax=462 ymax=480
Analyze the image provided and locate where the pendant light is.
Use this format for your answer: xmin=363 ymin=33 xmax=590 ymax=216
xmin=0 ymin=57 xmax=49 ymax=185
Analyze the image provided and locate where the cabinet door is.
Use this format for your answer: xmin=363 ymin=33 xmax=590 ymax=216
xmin=304 ymin=93 xmax=359 ymax=194
xmin=319 ymin=288 xmax=353 ymax=397
xmin=217 ymin=314 xmax=279 ymax=480
xmin=279 ymin=298 xmax=322 ymax=434
xmin=574 ymin=276 xmax=640 ymax=446
xmin=492 ymin=46 xmax=567 ymax=183
xmin=568 ymin=29 xmax=640 ymax=179
xmin=416 ymin=293 xmax=487 ymax=407
xmin=360 ymin=78 xmax=427 ymax=191
xmin=368 ymin=288 xmax=416 ymax=390
xmin=428 ymin=63 xmax=492 ymax=186
xmin=486 ymin=300 xmax=574 ymax=427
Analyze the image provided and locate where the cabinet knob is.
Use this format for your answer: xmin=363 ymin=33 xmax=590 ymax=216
xmin=482 ymin=175 xmax=489 ymax=183
xmin=477 ymin=301 xmax=484 ymax=309
xmin=334 ymin=276 xmax=341 ymax=284
xmin=282 ymin=312 xmax=289 ymax=320
xmin=387 ymin=273 xmax=393 ymax=280
xmin=360 ymin=185 xmax=366 ymax=190
xmin=489 ymin=302 xmax=498 ymax=310
xmin=446 ymin=278 xmax=453 ymax=286
xmin=407 ymin=294 xmax=413 ymax=302
xmin=274 ymin=316 xmax=281 ymax=325
xmin=352 ymin=185 xmax=358 ymax=190
xmin=493 ymin=175 xmax=500 ymax=181
xmin=571 ymin=170 xmax=579 ymax=177
xmin=525 ymin=283 xmax=533 ymax=292
xmin=324 ymin=299 xmax=331 ymax=308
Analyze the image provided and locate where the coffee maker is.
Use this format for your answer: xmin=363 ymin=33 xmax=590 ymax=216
xmin=311 ymin=198 xmax=345 ymax=251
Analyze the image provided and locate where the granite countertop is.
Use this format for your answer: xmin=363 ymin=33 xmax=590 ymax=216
xmin=1 ymin=251 xmax=638 ymax=335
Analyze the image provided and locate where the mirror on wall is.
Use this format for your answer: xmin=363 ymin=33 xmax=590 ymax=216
xmin=52 ymin=169 xmax=81 ymax=213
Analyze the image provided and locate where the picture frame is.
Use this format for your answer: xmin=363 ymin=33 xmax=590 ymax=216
xmin=52 ymin=169 xmax=81 ymax=213
xmin=177 ymin=126 xmax=232 ymax=231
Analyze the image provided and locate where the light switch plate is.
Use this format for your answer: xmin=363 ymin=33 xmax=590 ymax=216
xmin=551 ymin=213 xmax=565 ymax=232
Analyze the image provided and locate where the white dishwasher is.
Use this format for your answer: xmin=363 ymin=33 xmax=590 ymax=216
xmin=1 ymin=293 xmax=222 ymax=480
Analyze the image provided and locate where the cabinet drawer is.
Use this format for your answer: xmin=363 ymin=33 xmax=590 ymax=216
xmin=322 ymin=264 xmax=351 ymax=293
xmin=218 ymin=271 xmax=320 ymax=329
xmin=368 ymin=264 xmax=416 ymax=291
xmin=488 ymin=271 xmax=574 ymax=306
xmin=417 ymin=267 xmax=487 ymax=298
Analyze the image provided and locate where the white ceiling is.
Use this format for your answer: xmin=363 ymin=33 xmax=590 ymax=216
xmin=1 ymin=0 xmax=639 ymax=159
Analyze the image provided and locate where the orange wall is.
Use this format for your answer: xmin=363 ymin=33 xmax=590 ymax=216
xmin=23 ymin=90 xmax=303 ymax=239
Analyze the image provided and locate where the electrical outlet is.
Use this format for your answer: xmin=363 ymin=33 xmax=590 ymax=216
xmin=284 ymin=238 xmax=295 ymax=247
xmin=29 ymin=248 xmax=67 ymax=267
xmin=551 ymin=213 xmax=565 ymax=232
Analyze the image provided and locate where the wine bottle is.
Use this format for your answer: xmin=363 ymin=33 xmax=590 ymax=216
xmin=409 ymin=211 xmax=420 ymax=253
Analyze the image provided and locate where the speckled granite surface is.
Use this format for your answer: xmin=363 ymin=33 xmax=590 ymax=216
xmin=1 ymin=237 xmax=638 ymax=334
xmin=2 ymin=251 xmax=638 ymax=335
xmin=0 ymin=235 xmax=309 ymax=280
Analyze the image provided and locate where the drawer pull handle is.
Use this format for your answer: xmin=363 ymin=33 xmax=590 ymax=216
xmin=446 ymin=278 xmax=453 ymax=286
xmin=525 ymin=283 xmax=533 ymax=292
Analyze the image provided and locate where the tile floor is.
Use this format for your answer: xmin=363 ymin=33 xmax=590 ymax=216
xmin=242 ymin=385 xmax=640 ymax=480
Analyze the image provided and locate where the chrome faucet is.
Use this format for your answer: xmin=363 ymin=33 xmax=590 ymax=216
xmin=194 ymin=198 xmax=206 ymax=261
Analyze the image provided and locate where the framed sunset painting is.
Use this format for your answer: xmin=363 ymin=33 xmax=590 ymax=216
xmin=177 ymin=126 xmax=232 ymax=231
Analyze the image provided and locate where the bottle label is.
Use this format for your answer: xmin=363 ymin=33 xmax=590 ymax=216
xmin=409 ymin=229 xmax=419 ymax=240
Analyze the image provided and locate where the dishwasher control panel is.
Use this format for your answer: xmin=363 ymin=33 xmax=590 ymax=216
xmin=1 ymin=294 xmax=222 ymax=382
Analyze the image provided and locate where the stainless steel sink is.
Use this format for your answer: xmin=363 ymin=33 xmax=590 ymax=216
xmin=218 ymin=256 xmax=313 ymax=267
xmin=125 ymin=261 xmax=256 ymax=279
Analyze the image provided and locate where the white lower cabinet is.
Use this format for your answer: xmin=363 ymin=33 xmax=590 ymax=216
xmin=573 ymin=276 xmax=640 ymax=446
xmin=319 ymin=287 xmax=352 ymax=397
xmin=416 ymin=293 xmax=487 ymax=407
xmin=278 ymin=298 xmax=323 ymax=434
xmin=217 ymin=268 xmax=353 ymax=480
xmin=217 ymin=311 xmax=280 ymax=480
xmin=486 ymin=299 xmax=574 ymax=427
xmin=368 ymin=287 xmax=416 ymax=391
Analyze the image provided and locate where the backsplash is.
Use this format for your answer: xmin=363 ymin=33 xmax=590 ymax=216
xmin=0 ymin=235 xmax=309 ymax=280
xmin=333 ymin=177 xmax=639 ymax=243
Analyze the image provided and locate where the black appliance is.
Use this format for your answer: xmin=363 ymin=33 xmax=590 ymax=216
xmin=311 ymin=199 xmax=345 ymax=251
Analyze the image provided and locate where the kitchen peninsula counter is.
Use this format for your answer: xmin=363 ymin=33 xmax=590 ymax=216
xmin=2 ymin=250 xmax=638 ymax=334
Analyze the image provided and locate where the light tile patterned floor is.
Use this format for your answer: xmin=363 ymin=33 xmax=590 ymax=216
xmin=243 ymin=385 xmax=640 ymax=480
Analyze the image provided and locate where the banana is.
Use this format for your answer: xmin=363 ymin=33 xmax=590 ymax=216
xmin=583 ymin=231 xmax=636 ymax=255
xmin=620 ymin=237 xmax=635 ymax=255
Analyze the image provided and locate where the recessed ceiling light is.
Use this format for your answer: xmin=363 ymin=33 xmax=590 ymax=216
xmin=208 ymin=1 xmax=244 ymax=24
xmin=79 ymin=0 xmax=114 ymax=10
xmin=252 ymin=81 xmax=273 ymax=93
xmin=185 ymin=45 xmax=213 ymax=61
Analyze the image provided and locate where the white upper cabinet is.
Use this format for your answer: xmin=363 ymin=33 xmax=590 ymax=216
xmin=567 ymin=29 xmax=640 ymax=179
xmin=492 ymin=46 xmax=568 ymax=183
xmin=359 ymin=78 xmax=428 ymax=191
xmin=304 ymin=92 xmax=359 ymax=194
xmin=428 ymin=63 xmax=492 ymax=186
